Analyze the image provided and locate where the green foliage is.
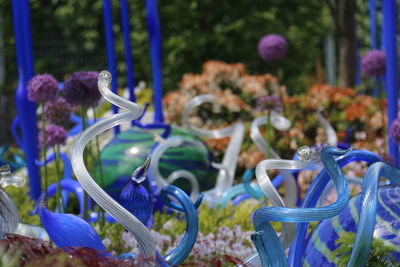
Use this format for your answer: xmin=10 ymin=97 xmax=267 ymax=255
xmin=153 ymin=199 xmax=280 ymax=239
xmin=94 ymin=199 xmax=267 ymax=255
xmin=5 ymin=183 xmax=41 ymax=226
xmin=330 ymin=232 xmax=400 ymax=267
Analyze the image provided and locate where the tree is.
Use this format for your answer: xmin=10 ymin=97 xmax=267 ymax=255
xmin=325 ymin=0 xmax=357 ymax=87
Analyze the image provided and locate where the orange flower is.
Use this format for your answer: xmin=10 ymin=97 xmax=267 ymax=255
xmin=345 ymin=102 xmax=367 ymax=122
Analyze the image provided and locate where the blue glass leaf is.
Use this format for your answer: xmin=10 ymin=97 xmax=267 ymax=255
xmin=120 ymin=156 xmax=153 ymax=225
xmin=37 ymin=193 xmax=106 ymax=252
xmin=120 ymin=182 xmax=152 ymax=225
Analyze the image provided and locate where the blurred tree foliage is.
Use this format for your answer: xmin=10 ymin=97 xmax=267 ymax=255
xmin=1 ymin=0 xmax=331 ymax=95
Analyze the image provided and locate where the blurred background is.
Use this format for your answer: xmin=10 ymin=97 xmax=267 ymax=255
xmin=0 ymin=0 xmax=393 ymax=144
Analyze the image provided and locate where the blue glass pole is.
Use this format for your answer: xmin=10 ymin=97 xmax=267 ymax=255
xmin=12 ymin=0 xmax=41 ymax=198
xmin=382 ymin=0 xmax=399 ymax=166
xmin=119 ymin=0 xmax=136 ymax=105
xmin=145 ymin=0 xmax=164 ymax=123
xmin=368 ymin=0 xmax=379 ymax=96
xmin=380 ymin=7 xmax=386 ymax=97
xmin=102 ymin=0 xmax=120 ymax=134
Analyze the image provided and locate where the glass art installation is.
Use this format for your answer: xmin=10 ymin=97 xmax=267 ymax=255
xmin=6 ymin=1 xmax=400 ymax=265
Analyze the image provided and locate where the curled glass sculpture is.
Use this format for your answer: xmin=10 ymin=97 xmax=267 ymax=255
xmin=244 ymin=146 xmax=352 ymax=266
xmin=249 ymin=114 xmax=298 ymax=207
xmin=289 ymin=149 xmax=382 ymax=267
xmin=159 ymin=185 xmax=202 ymax=265
xmin=0 ymin=165 xmax=25 ymax=238
xmin=183 ymin=94 xmax=245 ymax=205
xmin=257 ymin=147 xmax=314 ymax=252
xmin=71 ymin=71 xmax=203 ymax=265
xmin=250 ymin=114 xmax=290 ymax=159
xmin=71 ymin=71 xmax=155 ymax=260
xmin=315 ymin=110 xmax=338 ymax=146
xmin=149 ymin=136 xmax=200 ymax=202
xmin=243 ymin=146 xmax=400 ymax=267
xmin=0 ymin=165 xmax=50 ymax=241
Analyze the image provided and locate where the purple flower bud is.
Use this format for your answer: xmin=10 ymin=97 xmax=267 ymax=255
xmin=258 ymin=34 xmax=288 ymax=61
xmin=44 ymin=97 xmax=72 ymax=125
xmin=256 ymin=95 xmax=282 ymax=112
xmin=27 ymin=74 xmax=58 ymax=102
xmin=63 ymin=71 xmax=100 ymax=107
xmin=390 ymin=117 xmax=400 ymax=145
xmin=361 ymin=50 xmax=386 ymax=77
xmin=39 ymin=124 xmax=67 ymax=148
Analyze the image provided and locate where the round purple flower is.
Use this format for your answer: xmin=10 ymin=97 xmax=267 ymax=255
xmin=63 ymin=71 xmax=100 ymax=106
xmin=390 ymin=117 xmax=400 ymax=145
xmin=44 ymin=97 xmax=72 ymax=124
xmin=27 ymin=74 xmax=58 ymax=102
xmin=39 ymin=124 xmax=67 ymax=148
xmin=256 ymin=95 xmax=283 ymax=112
xmin=361 ymin=50 xmax=386 ymax=77
xmin=258 ymin=34 xmax=288 ymax=61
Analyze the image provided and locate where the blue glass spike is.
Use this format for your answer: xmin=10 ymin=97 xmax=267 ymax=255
xmin=120 ymin=181 xmax=153 ymax=225
xmin=37 ymin=192 xmax=106 ymax=252
xmin=132 ymin=156 xmax=151 ymax=184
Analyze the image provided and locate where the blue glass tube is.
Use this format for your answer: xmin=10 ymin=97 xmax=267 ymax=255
xmin=12 ymin=0 xmax=41 ymax=199
xmin=383 ymin=0 xmax=399 ymax=166
xmin=159 ymin=185 xmax=202 ymax=265
xmin=288 ymin=150 xmax=382 ymax=267
xmin=252 ymin=147 xmax=355 ymax=266
xmin=347 ymin=161 xmax=400 ymax=266
xmin=145 ymin=0 xmax=164 ymax=123
xmin=119 ymin=0 xmax=136 ymax=104
xmin=102 ymin=0 xmax=120 ymax=134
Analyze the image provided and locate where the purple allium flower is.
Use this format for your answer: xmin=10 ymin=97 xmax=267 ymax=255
xmin=390 ymin=117 xmax=400 ymax=145
xmin=63 ymin=71 xmax=100 ymax=106
xmin=361 ymin=50 xmax=386 ymax=77
xmin=27 ymin=74 xmax=58 ymax=102
xmin=39 ymin=124 xmax=67 ymax=148
xmin=258 ymin=34 xmax=288 ymax=61
xmin=44 ymin=97 xmax=72 ymax=124
xmin=256 ymin=95 xmax=282 ymax=112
